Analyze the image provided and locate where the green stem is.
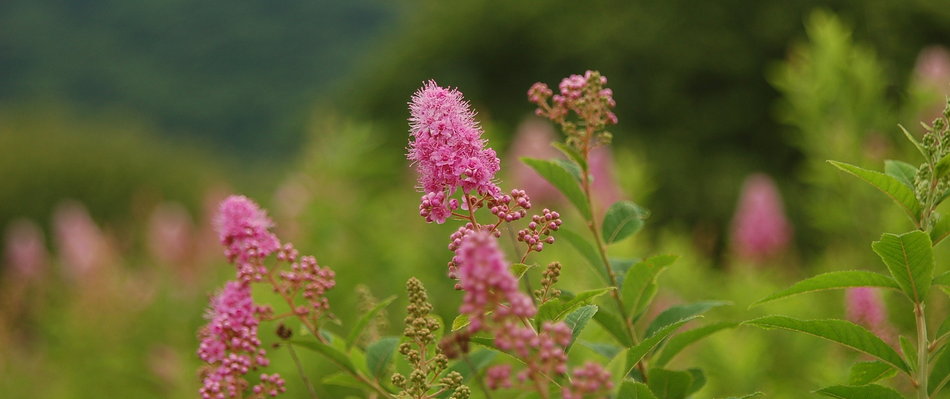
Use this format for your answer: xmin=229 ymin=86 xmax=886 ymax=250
xmin=287 ymin=343 xmax=320 ymax=399
xmin=916 ymin=303 xmax=929 ymax=399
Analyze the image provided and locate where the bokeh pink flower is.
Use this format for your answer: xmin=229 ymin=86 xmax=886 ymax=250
xmin=730 ymin=174 xmax=792 ymax=262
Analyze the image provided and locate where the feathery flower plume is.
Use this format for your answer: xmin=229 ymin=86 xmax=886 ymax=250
xmin=198 ymin=281 xmax=284 ymax=399
xmin=214 ymin=195 xmax=281 ymax=282
xmin=846 ymin=287 xmax=887 ymax=332
xmin=453 ymin=231 xmax=535 ymax=331
xmin=147 ymin=202 xmax=194 ymax=265
xmin=408 ymin=80 xmax=501 ymax=223
xmin=730 ymin=174 xmax=792 ymax=262
xmin=53 ymin=200 xmax=110 ymax=279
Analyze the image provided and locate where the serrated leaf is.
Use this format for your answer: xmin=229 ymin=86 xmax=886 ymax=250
xmin=829 ymin=160 xmax=922 ymax=223
xmin=564 ymin=305 xmax=598 ymax=349
xmin=365 ymin=337 xmax=399 ymax=379
xmin=616 ymin=380 xmax=657 ymax=399
xmin=645 ymin=301 xmax=729 ymax=338
xmin=611 ymin=258 xmax=638 ymax=287
xmin=751 ymin=271 xmax=900 ymax=307
xmin=815 ymin=384 xmax=904 ymax=399
xmin=581 ymin=341 xmax=621 ymax=359
xmin=293 ymin=340 xmax=358 ymax=374
xmin=654 ymin=321 xmax=738 ymax=367
xmin=872 ymin=231 xmax=934 ymax=303
xmin=936 ymin=317 xmax=950 ymax=343
xmin=345 ymin=295 xmax=397 ymax=350
xmin=935 ymin=271 xmax=950 ymax=286
xmin=451 ymin=314 xmax=470 ymax=331
xmin=884 ymin=160 xmax=917 ymax=190
xmin=624 ymin=316 xmax=700 ymax=377
xmin=593 ymin=308 xmax=633 ymax=347
xmin=621 ymin=255 xmax=678 ymax=318
xmin=522 ymin=157 xmax=591 ymax=219
xmin=560 ymin=228 xmax=608 ymax=283
xmin=899 ymin=335 xmax=916 ymax=372
xmin=930 ymin=346 xmax=950 ymax=395
xmin=743 ymin=316 xmax=909 ymax=373
xmin=848 ymin=361 xmax=897 ymax=385
xmin=552 ymin=141 xmax=588 ymax=172
xmin=554 ymin=158 xmax=583 ymax=182
xmin=606 ymin=348 xmax=629 ymax=384
xmin=510 ymin=263 xmax=536 ymax=280
xmin=602 ymin=200 xmax=649 ymax=244
xmin=647 ymin=368 xmax=693 ymax=399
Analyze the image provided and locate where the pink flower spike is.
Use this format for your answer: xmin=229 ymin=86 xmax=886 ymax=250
xmin=214 ymin=195 xmax=281 ymax=281
xmin=407 ymin=80 xmax=501 ymax=219
xmin=730 ymin=174 xmax=792 ymax=262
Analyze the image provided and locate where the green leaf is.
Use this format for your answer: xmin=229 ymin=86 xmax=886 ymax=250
xmin=871 ymin=231 xmax=934 ymax=303
xmin=645 ymin=301 xmax=729 ymax=338
xmin=935 ymin=271 xmax=950 ymax=286
xmin=848 ymin=361 xmax=897 ymax=385
xmin=715 ymin=393 xmax=764 ymax=399
xmin=884 ymin=160 xmax=917 ymax=190
xmin=829 ymin=160 xmax=922 ymax=223
xmin=345 ymin=295 xmax=397 ymax=350
xmin=522 ymin=157 xmax=592 ymax=219
xmin=743 ymin=316 xmax=909 ymax=373
xmin=321 ymin=372 xmax=365 ymax=390
xmin=937 ymin=153 xmax=950 ymax=179
xmin=654 ymin=321 xmax=738 ymax=367
xmin=537 ymin=288 xmax=612 ymax=324
xmin=900 ymin=124 xmax=928 ymax=158
xmin=611 ymin=258 xmax=638 ymax=287
xmin=606 ymin=348 xmax=630 ymax=383
xmin=593 ymin=308 xmax=633 ymax=347
xmin=931 ymin=213 xmax=950 ymax=246
xmin=621 ymin=255 xmax=678 ymax=319
xmin=510 ymin=263 xmax=536 ymax=280
xmin=293 ymin=340 xmax=358 ymax=374
xmin=616 ymin=380 xmax=657 ymax=399
xmin=685 ymin=368 xmax=706 ymax=396
xmin=602 ymin=200 xmax=649 ymax=244
xmin=552 ymin=141 xmax=588 ymax=172
xmin=815 ymin=384 xmax=904 ymax=399
xmin=930 ymin=346 xmax=950 ymax=395
xmin=444 ymin=350 xmax=496 ymax=383
xmin=647 ymin=368 xmax=693 ymax=399
xmin=451 ymin=313 xmax=470 ymax=331
xmin=936 ymin=317 xmax=950 ymax=343
xmin=899 ymin=335 xmax=916 ymax=372
xmin=554 ymin=158 xmax=583 ymax=182
xmin=564 ymin=305 xmax=598 ymax=349
xmin=751 ymin=271 xmax=900 ymax=307
xmin=560 ymin=228 xmax=608 ymax=283
xmin=624 ymin=316 xmax=701 ymax=377
xmin=365 ymin=337 xmax=399 ymax=379
xmin=580 ymin=341 xmax=621 ymax=360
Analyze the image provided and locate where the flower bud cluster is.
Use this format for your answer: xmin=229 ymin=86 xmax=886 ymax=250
xmin=275 ymin=244 xmax=336 ymax=318
xmin=393 ymin=278 xmax=470 ymax=399
xmin=529 ymin=71 xmax=617 ymax=152
xmin=198 ymin=281 xmax=285 ymax=399
xmin=487 ymin=189 xmax=532 ymax=223
xmin=419 ymin=191 xmax=461 ymax=224
xmin=485 ymin=365 xmax=513 ymax=389
xmin=517 ymin=208 xmax=562 ymax=254
xmin=495 ymin=321 xmax=572 ymax=381
xmin=914 ymin=99 xmax=950 ymax=220
xmin=534 ymin=262 xmax=562 ymax=304
xmin=562 ymin=362 xmax=613 ymax=399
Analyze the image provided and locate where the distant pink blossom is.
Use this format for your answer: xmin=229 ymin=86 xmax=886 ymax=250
xmin=407 ymin=81 xmax=501 ymax=223
xmin=730 ymin=174 xmax=792 ymax=262
xmin=485 ymin=364 xmax=512 ymax=390
xmin=846 ymin=287 xmax=886 ymax=329
xmin=915 ymin=46 xmax=950 ymax=93
xmin=198 ymin=281 xmax=284 ymax=399
xmin=508 ymin=118 xmax=562 ymax=203
xmin=147 ymin=202 xmax=194 ymax=265
xmin=4 ymin=219 xmax=48 ymax=278
xmin=53 ymin=201 xmax=109 ymax=278
xmin=214 ymin=195 xmax=280 ymax=282
xmin=589 ymin=146 xmax=623 ymax=211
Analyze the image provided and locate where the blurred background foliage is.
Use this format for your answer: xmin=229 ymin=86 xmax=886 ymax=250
xmin=1 ymin=0 xmax=950 ymax=397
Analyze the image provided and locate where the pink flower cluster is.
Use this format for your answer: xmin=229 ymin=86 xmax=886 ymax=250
xmin=408 ymin=81 xmax=501 ymax=223
xmin=453 ymin=230 xmax=535 ymax=331
xmin=198 ymin=281 xmax=285 ymax=399
xmin=528 ymin=71 xmax=618 ymax=129
xmin=275 ymin=244 xmax=336 ymax=317
xmin=495 ymin=321 xmax=571 ymax=378
xmin=215 ymin=196 xmax=281 ymax=282
xmin=730 ymin=174 xmax=792 ymax=262
xmin=562 ymin=362 xmax=613 ymax=399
